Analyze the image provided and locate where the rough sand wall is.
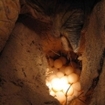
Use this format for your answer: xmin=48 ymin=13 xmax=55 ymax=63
xmin=0 ymin=23 xmax=60 ymax=105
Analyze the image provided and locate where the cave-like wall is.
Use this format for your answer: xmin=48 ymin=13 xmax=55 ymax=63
xmin=1 ymin=0 xmax=105 ymax=105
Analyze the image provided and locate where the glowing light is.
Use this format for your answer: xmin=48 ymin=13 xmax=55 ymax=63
xmin=62 ymin=83 xmax=70 ymax=94
xmin=46 ymin=81 xmax=52 ymax=90
xmin=49 ymin=89 xmax=56 ymax=97
xmin=46 ymin=55 xmax=82 ymax=104
xmin=51 ymin=78 xmax=62 ymax=91
xmin=60 ymin=76 xmax=68 ymax=85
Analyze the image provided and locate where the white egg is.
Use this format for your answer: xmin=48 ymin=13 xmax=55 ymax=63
xmin=60 ymin=76 xmax=68 ymax=85
xmin=64 ymin=66 xmax=74 ymax=75
xmin=72 ymin=82 xmax=81 ymax=91
xmin=49 ymin=89 xmax=56 ymax=97
xmin=54 ymin=59 xmax=63 ymax=69
xmin=62 ymin=84 xmax=74 ymax=96
xmin=67 ymin=73 xmax=79 ymax=84
xmin=55 ymin=91 xmax=66 ymax=103
xmin=66 ymin=86 xmax=74 ymax=96
xmin=59 ymin=56 xmax=67 ymax=65
xmin=51 ymin=78 xmax=62 ymax=91
xmin=56 ymin=71 xmax=64 ymax=78
xmin=62 ymin=84 xmax=70 ymax=94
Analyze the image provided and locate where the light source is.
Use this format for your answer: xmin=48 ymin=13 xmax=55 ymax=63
xmin=46 ymin=55 xmax=82 ymax=105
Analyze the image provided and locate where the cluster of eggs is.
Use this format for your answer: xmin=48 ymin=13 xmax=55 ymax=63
xmin=46 ymin=56 xmax=81 ymax=105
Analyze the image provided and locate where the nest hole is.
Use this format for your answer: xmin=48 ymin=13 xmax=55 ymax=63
xmin=45 ymin=50 xmax=83 ymax=105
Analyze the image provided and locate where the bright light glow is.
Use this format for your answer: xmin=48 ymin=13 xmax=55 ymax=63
xmin=49 ymin=89 xmax=56 ymax=96
xmin=46 ymin=81 xmax=52 ymax=90
xmin=46 ymin=56 xmax=82 ymax=104
xmin=51 ymin=76 xmax=69 ymax=92
xmin=62 ymin=83 xmax=70 ymax=94
xmin=60 ymin=76 xmax=68 ymax=85
xmin=51 ymin=78 xmax=62 ymax=91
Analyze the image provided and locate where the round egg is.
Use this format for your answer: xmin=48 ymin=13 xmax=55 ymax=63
xmin=72 ymin=90 xmax=81 ymax=97
xmin=54 ymin=59 xmax=63 ymax=69
xmin=48 ymin=74 xmax=57 ymax=82
xmin=51 ymin=78 xmax=62 ymax=91
xmin=64 ymin=66 xmax=74 ymax=75
xmin=60 ymin=76 xmax=68 ymax=85
xmin=67 ymin=73 xmax=79 ymax=84
xmin=62 ymin=83 xmax=70 ymax=94
xmin=67 ymin=95 xmax=74 ymax=102
xmin=56 ymin=71 xmax=64 ymax=78
xmin=62 ymin=84 xmax=74 ymax=96
xmin=59 ymin=56 xmax=67 ymax=65
xmin=55 ymin=91 xmax=66 ymax=103
xmin=49 ymin=89 xmax=56 ymax=97
xmin=72 ymin=82 xmax=81 ymax=91
xmin=67 ymin=86 xmax=74 ymax=96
